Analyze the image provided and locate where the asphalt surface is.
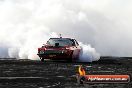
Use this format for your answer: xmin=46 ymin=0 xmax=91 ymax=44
xmin=0 ymin=57 xmax=132 ymax=88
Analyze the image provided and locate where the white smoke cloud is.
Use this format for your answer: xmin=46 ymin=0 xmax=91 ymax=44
xmin=79 ymin=42 xmax=100 ymax=62
xmin=0 ymin=0 xmax=132 ymax=60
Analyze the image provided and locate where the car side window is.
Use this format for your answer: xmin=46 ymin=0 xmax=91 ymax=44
xmin=71 ymin=39 xmax=76 ymax=46
xmin=74 ymin=39 xmax=79 ymax=46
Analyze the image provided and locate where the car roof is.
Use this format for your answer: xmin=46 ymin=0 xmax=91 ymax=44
xmin=49 ymin=38 xmax=74 ymax=40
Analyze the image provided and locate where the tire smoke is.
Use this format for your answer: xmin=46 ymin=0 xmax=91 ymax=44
xmin=79 ymin=42 xmax=100 ymax=62
xmin=0 ymin=0 xmax=100 ymax=61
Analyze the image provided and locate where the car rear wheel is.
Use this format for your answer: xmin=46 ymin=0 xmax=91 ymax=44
xmin=67 ymin=52 xmax=74 ymax=62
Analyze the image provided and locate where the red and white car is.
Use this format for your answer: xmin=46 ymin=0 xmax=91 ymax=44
xmin=37 ymin=37 xmax=81 ymax=62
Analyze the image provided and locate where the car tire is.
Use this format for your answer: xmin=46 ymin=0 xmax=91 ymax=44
xmin=74 ymin=54 xmax=79 ymax=62
xmin=68 ymin=51 xmax=74 ymax=62
xmin=67 ymin=58 xmax=72 ymax=62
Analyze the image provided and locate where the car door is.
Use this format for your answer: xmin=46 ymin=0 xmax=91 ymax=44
xmin=72 ymin=39 xmax=81 ymax=58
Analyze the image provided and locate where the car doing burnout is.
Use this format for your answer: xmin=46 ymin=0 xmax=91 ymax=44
xmin=37 ymin=37 xmax=81 ymax=62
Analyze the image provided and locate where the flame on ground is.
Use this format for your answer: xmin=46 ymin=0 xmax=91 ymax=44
xmin=78 ymin=65 xmax=86 ymax=76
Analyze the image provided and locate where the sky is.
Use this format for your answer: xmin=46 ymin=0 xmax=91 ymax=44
xmin=0 ymin=0 xmax=132 ymax=59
